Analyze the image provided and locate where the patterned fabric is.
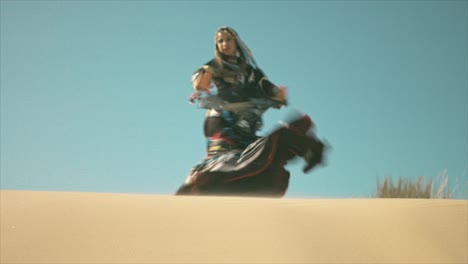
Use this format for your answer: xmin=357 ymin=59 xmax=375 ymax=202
xmin=184 ymin=136 xmax=270 ymax=185
xmin=206 ymin=137 xmax=266 ymax=172
xmin=204 ymin=110 xmax=260 ymax=156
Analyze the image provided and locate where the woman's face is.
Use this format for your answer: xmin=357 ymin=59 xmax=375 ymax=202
xmin=216 ymin=31 xmax=237 ymax=56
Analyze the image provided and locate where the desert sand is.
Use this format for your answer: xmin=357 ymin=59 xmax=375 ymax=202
xmin=1 ymin=190 xmax=467 ymax=264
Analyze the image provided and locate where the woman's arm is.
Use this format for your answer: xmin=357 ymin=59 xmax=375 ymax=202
xmin=192 ymin=65 xmax=213 ymax=92
xmin=257 ymin=73 xmax=288 ymax=105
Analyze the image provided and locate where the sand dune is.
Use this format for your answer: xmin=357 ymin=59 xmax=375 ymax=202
xmin=1 ymin=190 xmax=467 ymax=264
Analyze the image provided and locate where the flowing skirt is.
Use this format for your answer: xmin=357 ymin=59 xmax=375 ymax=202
xmin=175 ymin=114 xmax=325 ymax=197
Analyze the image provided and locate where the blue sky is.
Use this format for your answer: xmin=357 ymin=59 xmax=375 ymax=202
xmin=1 ymin=1 xmax=467 ymax=198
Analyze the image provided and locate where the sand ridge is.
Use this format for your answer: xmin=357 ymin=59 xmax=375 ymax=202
xmin=1 ymin=190 xmax=467 ymax=263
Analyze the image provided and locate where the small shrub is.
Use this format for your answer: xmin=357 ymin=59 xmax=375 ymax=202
xmin=376 ymin=176 xmax=432 ymax=198
xmin=374 ymin=169 xmax=468 ymax=199
xmin=375 ymin=170 xmax=454 ymax=199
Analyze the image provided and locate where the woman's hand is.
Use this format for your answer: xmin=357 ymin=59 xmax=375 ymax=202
xmin=271 ymin=85 xmax=288 ymax=104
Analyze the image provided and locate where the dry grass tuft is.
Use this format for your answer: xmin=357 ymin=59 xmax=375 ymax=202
xmin=376 ymin=169 xmax=457 ymax=199
xmin=376 ymin=176 xmax=432 ymax=198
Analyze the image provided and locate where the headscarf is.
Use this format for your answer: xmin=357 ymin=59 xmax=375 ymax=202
xmin=214 ymin=26 xmax=258 ymax=70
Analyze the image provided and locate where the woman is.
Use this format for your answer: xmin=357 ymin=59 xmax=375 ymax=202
xmin=190 ymin=26 xmax=288 ymax=154
xmin=176 ymin=27 xmax=325 ymax=197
